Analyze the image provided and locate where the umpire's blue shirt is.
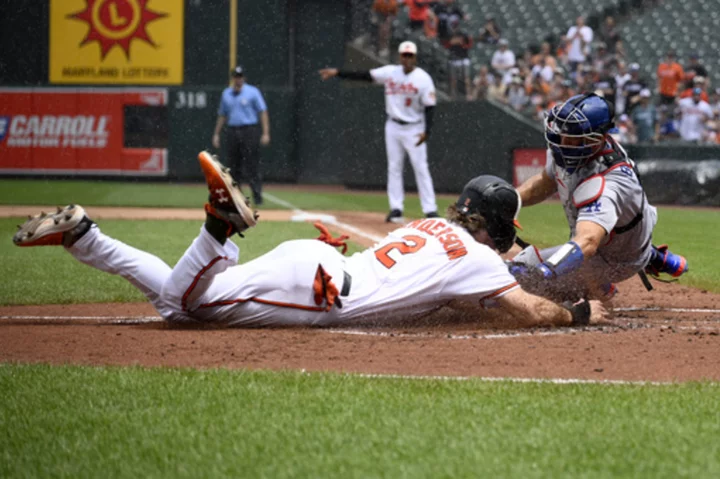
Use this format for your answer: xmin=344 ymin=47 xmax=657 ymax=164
xmin=218 ymin=85 xmax=267 ymax=126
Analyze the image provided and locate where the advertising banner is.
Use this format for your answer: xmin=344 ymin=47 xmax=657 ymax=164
xmin=512 ymin=148 xmax=547 ymax=186
xmin=0 ymin=88 xmax=167 ymax=176
xmin=49 ymin=0 xmax=183 ymax=85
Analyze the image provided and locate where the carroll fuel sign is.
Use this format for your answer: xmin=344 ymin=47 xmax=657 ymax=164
xmin=49 ymin=0 xmax=184 ymax=85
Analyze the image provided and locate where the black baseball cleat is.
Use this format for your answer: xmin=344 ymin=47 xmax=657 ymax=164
xmin=13 ymin=205 xmax=94 ymax=248
xmin=385 ymin=209 xmax=405 ymax=224
xmin=198 ymin=151 xmax=258 ymax=238
xmin=425 ymin=211 xmax=440 ymax=218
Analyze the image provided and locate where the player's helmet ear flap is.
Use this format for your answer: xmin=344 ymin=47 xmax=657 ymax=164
xmin=545 ymin=93 xmax=615 ymax=173
xmin=456 ymin=175 xmax=521 ymax=253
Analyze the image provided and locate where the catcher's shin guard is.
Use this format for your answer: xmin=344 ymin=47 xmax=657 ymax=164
xmin=645 ymin=244 xmax=688 ymax=278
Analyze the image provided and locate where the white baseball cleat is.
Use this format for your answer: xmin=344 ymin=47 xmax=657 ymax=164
xmin=13 ymin=205 xmax=93 ymax=247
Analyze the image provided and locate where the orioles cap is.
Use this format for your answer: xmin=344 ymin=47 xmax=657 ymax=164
xmin=398 ymin=41 xmax=417 ymax=55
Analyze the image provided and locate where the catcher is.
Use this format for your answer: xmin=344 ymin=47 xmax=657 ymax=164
xmin=13 ymin=152 xmax=607 ymax=328
xmin=510 ymin=93 xmax=688 ymax=302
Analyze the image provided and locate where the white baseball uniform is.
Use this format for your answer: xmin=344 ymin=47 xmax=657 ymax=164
xmin=370 ymin=65 xmax=438 ymax=215
xmin=67 ymin=218 xmax=518 ymax=327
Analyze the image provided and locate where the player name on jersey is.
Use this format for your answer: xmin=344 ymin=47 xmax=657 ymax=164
xmin=406 ymin=218 xmax=468 ymax=260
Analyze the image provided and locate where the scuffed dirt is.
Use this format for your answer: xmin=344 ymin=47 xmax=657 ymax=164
xmin=2 ymin=205 xmax=719 ymax=382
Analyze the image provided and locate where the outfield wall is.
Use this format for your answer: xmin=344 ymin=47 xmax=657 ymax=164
xmin=1 ymin=1 xmax=719 ymax=204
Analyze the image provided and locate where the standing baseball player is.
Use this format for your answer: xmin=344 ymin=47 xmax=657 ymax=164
xmin=13 ymin=152 xmax=607 ymax=328
xmin=319 ymin=41 xmax=439 ymax=224
xmin=509 ymin=93 xmax=688 ymax=302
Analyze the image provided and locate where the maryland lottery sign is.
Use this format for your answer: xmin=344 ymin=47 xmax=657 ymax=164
xmin=50 ymin=0 xmax=183 ymax=85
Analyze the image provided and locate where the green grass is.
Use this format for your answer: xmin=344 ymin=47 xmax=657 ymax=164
xmin=1 ymin=179 xmax=717 ymax=293
xmin=0 ymin=179 xmax=455 ymax=217
xmin=0 ymin=219 xmax=362 ymax=306
xmin=1 ymin=363 xmax=718 ymax=478
xmin=0 ymin=179 xmax=210 ymax=208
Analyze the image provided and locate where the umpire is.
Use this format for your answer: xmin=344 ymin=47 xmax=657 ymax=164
xmin=212 ymin=66 xmax=270 ymax=206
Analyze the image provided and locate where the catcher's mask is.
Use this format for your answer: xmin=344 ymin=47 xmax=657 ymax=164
xmin=455 ymin=175 xmax=522 ymax=253
xmin=545 ymin=93 xmax=615 ymax=173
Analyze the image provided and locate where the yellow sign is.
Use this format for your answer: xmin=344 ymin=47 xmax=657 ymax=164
xmin=50 ymin=0 xmax=184 ymax=85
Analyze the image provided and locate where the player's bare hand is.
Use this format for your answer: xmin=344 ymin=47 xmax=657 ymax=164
xmin=588 ymin=300 xmax=610 ymax=324
xmin=212 ymin=133 xmax=221 ymax=149
xmin=260 ymin=133 xmax=270 ymax=146
xmin=319 ymin=68 xmax=338 ymax=81
xmin=415 ymin=133 xmax=428 ymax=146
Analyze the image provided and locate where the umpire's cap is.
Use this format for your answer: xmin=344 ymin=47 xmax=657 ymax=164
xmin=231 ymin=66 xmax=244 ymax=77
xmin=456 ymin=175 xmax=522 ymax=253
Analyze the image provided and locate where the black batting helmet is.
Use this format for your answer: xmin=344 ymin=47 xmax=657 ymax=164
xmin=455 ymin=175 xmax=522 ymax=253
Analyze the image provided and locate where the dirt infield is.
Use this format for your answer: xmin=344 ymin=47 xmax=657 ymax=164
xmin=2 ymin=206 xmax=719 ymax=382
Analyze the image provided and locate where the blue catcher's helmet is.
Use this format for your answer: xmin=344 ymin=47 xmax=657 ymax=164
xmin=544 ymin=93 xmax=615 ymax=173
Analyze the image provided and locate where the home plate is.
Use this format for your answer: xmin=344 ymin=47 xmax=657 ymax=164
xmin=291 ymin=213 xmax=337 ymax=223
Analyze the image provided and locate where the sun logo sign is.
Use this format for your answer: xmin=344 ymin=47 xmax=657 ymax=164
xmin=69 ymin=0 xmax=166 ymax=60
xmin=49 ymin=0 xmax=183 ymax=84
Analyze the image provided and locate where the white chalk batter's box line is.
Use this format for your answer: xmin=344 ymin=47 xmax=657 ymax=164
xmin=305 ymin=371 xmax=720 ymax=387
xmin=0 ymin=313 xmax=712 ymax=386
xmin=3 ymin=310 xmax=720 ymax=338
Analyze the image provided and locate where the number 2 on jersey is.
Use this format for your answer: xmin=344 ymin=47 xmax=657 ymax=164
xmin=375 ymin=235 xmax=427 ymax=269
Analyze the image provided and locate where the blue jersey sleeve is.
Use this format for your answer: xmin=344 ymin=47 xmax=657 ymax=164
xmin=253 ymin=88 xmax=267 ymax=113
xmin=218 ymin=90 xmax=229 ymax=116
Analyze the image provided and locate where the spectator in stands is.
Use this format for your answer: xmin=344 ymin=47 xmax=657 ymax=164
xmin=372 ymin=0 xmax=399 ymax=59
xmin=424 ymin=8 xmax=438 ymax=39
xmin=507 ymin=76 xmax=528 ymax=112
xmin=537 ymin=41 xmax=558 ymax=70
xmin=684 ymin=53 xmax=709 ymax=90
xmin=575 ymin=64 xmax=596 ymax=92
xmin=406 ymin=0 xmax=432 ymax=31
xmin=592 ymin=42 xmax=613 ymax=73
xmin=491 ymin=39 xmax=516 ymax=85
xmin=612 ymin=114 xmax=637 ymax=144
xmin=678 ymin=88 xmax=714 ymax=143
xmin=446 ymin=19 xmax=473 ymax=99
xmin=704 ymin=120 xmax=719 ymax=144
xmin=656 ymin=50 xmax=684 ymax=106
xmin=528 ymin=70 xmax=551 ymax=119
xmin=623 ymin=62 xmax=647 ymax=114
xmin=477 ymin=15 xmax=501 ymax=45
xmin=630 ymin=88 xmax=659 ymax=143
xmin=565 ymin=16 xmax=593 ymax=74
xmin=592 ymin=66 xmax=616 ymax=105
xmin=599 ymin=16 xmax=620 ymax=53
xmin=709 ymin=88 xmax=720 ymax=119
xmin=680 ymin=76 xmax=709 ymax=102
xmin=530 ymin=54 xmax=554 ymax=84
xmin=548 ymin=75 xmax=573 ymax=107
xmin=613 ymin=38 xmax=626 ymax=60
xmin=434 ymin=0 xmax=465 ymax=42
xmin=469 ymin=65 xmax=495 ymax=101
xmin=555 ymin=36 xmax=569 ymax=67
xmin=658 ymin=105 xmax=679 ymax=140
xmin=614 ymin=60 xmax=631 ymax=115
xmin=487 ymin=73 xmax=507 ymax=103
